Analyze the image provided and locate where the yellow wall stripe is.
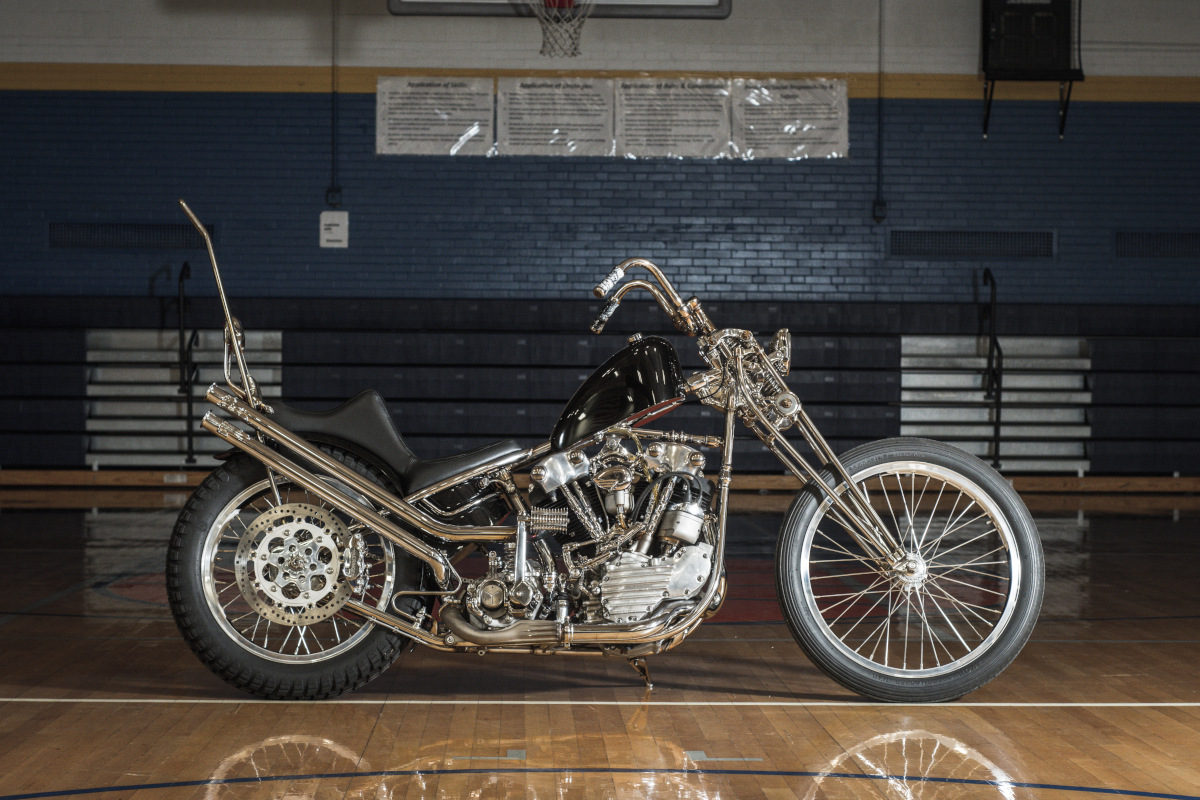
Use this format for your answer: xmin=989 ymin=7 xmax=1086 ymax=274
xmin=2 ymin=62 xmax=1198 ymax=103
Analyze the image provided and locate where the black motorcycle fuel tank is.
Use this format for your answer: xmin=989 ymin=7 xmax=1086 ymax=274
xmin=551 ymin=335 xmax=686 ymax=451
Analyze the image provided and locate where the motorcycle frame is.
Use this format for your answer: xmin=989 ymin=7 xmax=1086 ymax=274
xmin=179 ymin=202 xmax=905 ymax=657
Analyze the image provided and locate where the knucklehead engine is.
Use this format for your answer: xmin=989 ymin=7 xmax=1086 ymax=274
xmin=460 ymin=432 xmax=717 ymax=633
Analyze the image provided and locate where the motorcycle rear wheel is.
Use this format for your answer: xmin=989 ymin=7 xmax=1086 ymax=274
xmin=166 ymin=450 xmax=421 ymax=700
xmin=775 ymin=438 xmax=1043 ymax=702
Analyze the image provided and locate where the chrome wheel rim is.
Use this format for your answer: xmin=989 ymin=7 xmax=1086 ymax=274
xmin=201 ymin=479 xmax=396 ymax=664
xmin=799 ymin=461 xmax=1022 ymax=678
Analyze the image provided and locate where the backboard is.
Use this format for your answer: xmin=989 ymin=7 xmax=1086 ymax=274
xmin=388 ymin=0 xmax=731 ymax=19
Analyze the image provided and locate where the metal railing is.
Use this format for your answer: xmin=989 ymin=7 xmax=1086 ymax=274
xmin=981 ymin=268 xmax=1004 ymax=468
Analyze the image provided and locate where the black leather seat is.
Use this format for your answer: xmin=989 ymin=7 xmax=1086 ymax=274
xmin=405 ymin=439 xmax=524 ymax=493
xmin=265 ymin=390 xmax=522 ymax=494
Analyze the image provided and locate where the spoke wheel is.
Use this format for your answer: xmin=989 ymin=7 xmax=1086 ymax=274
xmin=168 ymin=450 xmax=424 ymax=700
xmin=777 ymin=438 xmax=1043 ymax=702
xmin=202 ymin=485 xmax=395 ymax=664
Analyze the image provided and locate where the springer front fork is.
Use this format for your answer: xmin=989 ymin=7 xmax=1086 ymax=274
xmin=729 ymin=352 xmax=906 ymax=569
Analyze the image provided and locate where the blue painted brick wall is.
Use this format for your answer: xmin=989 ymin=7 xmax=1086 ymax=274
xmin=1 ymin=89 xmax=1197 ymax=303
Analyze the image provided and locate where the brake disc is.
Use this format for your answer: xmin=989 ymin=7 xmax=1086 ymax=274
xmin=234 ymin=503 xmax=351 ymax=626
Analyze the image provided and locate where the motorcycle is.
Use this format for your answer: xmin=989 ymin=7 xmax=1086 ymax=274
xmin=167 ymin=200 xmax=1044 ymax=703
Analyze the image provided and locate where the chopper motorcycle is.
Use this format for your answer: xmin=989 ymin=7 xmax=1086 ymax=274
xmin=167 ymin=200 xmax=1043 ymax=704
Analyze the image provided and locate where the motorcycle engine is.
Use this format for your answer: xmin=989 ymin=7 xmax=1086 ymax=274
xmin=523 ymin=435 xmax=717 ymax=626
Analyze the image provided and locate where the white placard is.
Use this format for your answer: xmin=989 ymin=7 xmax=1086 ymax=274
xmin=320 ymin=210 xmax=348 ymax=248
xmin=497 ymin=78 xmax=614 ymax=157
xmin=732 ymin=79 xmax=848 ymax=159
xmin=376 ymin=76 xmax=495 ymax=156
xmin=615 ymin=79 xmax=731 ymax=159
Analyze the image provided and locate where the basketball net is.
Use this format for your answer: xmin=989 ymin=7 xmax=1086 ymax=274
xmin=527 ymin=0 xmax=597 ymax=58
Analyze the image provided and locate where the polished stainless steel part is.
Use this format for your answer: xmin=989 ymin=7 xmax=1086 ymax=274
xmin=201 ymin=413 xmax=454 ymax=587
xmin=530 ymin=449 xmax=590 ymax=494
xmin=236 ymin=503 xmax=348 ymax=623
xmin=731 ymin=353 xmax=903 ymax=565
xmin=207 ymin=384 xmax=527 ymax=543
xmin=178 ymin=199 xmax=263 ymax=410
xmin=598 ymin=542 xmax=714 ymax=623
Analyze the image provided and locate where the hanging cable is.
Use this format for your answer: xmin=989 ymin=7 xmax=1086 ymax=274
xmin=872 ymin=0 xmax=887 ymax=223
xmin=326 ymin=0 xmax=342 ymax=208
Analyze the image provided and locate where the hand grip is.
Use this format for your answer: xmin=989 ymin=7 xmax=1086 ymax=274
xmin=590 ymin=298 xmax=621 ymax=334
xmin=594 ymin=265 xmax=626 ymax=299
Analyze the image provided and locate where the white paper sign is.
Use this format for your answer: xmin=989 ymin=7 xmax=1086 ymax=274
xmin=733 ymin=79 xmax=848 ymax=159
xmin=497 ymin=78 xmax=614 ymax=157
xmin=320 ymin=210 xmax=348 ymax=248
xmin=615 ymin=79 xmax=731 ymax=159
xmin=376 ymin=76 xmax=495 ymax=156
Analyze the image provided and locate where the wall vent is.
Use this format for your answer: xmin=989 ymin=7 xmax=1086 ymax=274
xmin=49 ymin=223 xmax=213 ymax=250
xmin=1115 ymin=231 xmax=1200 ymax=259
xmin=890 ymin=230 xmax=1055 ymax=259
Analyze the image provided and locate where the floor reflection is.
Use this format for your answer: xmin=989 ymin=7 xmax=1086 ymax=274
xmin=197 ymin=718 xmax=1037 ymax=800
xmin=206 ymin=735 xmax=391 ymax=800
xmin=802 ymin=729 xmax=1029 ymax=800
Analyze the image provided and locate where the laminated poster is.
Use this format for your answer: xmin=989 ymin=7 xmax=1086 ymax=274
xmin=615 ymin=79 xmax=731 ymax=159
xmin=376 ymin=76 xmax=495 ymax=156
xmin=497 ymin=78 xmax=615 ymax=157
xmin=732 ymin=79 xmax=848 ymax=159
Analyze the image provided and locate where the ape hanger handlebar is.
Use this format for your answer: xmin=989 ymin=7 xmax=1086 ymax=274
xmin=591 ymin=257 xmax=714 ymax=337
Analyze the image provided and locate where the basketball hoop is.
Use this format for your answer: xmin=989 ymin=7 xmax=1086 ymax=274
xmin=526 ymin=0 xmax=597 ymax=58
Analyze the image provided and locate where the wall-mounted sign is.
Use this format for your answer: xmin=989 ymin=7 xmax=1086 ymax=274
xmin=376 ymin=76 xmax=495 ymax=156
xmin=615 ymin=79 xmax=731 ymax=159
xmin=733 ymin=79 xmax=848 ymax=159
xmin=497 ymin=78 xmax=614 ymax=157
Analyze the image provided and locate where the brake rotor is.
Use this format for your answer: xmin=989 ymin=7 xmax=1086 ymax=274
xmin=234 ymin=503 xmax=351 ymax=626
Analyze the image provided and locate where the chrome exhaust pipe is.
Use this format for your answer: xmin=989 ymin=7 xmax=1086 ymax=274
xmin=207 ymin=384 xmax=513 ymax=543
xmin=203 ymin=384 xmax=730 ymax=650
xmin=201 ymin=413 xmax=455 ymax=586
xmin=440 ymin=605 xmax=561 ymax=646
xmin=343 ymin=598 xmax=451 ymax=650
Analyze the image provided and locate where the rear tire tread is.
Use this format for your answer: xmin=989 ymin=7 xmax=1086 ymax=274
xmin=166 ymin=450 xmax=411 ymax=701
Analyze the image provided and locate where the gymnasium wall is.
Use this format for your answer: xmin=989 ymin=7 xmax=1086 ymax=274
xmin=2 ymin=0 xmax=1199 ymax=304
xmin=2 ymin=87 xmax=1198 ymax=304
xmin=1 ymin=1 xmax=1197 ymax=471
xmin=3 ymin=0 xmax=1199 ymax=76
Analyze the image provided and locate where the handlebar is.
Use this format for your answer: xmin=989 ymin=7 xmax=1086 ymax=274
xmin=591 ymin=298 xmax=621 ymax=334
xmin=594 ymin=264 xmax=627 ymax=299
xmin=590 ymin=258 xmax=714 ymax=337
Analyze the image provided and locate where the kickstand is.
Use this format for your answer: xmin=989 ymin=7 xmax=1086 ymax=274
xmin=628 ymin=657 xmax=653 ymax=690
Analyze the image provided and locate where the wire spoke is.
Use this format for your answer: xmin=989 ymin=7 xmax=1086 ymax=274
xmin=924 ymin=588 xmax=972 ymax=652
xmin=925 ymin=581 xmax=1001 ymax=629
xmin=837 ymin=583 xmax=895 ymax=644
xmin=916 ymin=479 xmax=948 ymax=550
xmin=822 ymin=575 xmax=892 ymax=625
xmin=203 ymin=479 xmax=397 ymax=664
xmin=930 ymin=572 xmax=1011 ymax=602
xmin=926 ymin=526 xmax=999 ymax=562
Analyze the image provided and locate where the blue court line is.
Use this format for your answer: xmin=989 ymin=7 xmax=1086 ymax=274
xmin=1 ymin=766 xmax=1197 ymax=800
xmin=0 ymin=581 xmax=94 ymax=629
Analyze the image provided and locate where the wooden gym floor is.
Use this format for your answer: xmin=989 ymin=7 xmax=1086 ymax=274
xmin=1 ymin=485 xmax=1199 ymax=799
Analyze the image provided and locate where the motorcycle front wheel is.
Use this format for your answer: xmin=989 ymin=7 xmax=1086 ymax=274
xmin=166 ymin=449 xmax=423 ymax=700
xmin=776 ymin=438 xmax=1044 ymax=703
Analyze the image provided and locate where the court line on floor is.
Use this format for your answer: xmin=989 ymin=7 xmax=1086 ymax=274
xmin=0 ymin=582 xmax=95 ymax=629
xmin=0 ymin=766 xmax=1196 ymax=800
xmin=2 ymin=697 xmax=1198 ymax=708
